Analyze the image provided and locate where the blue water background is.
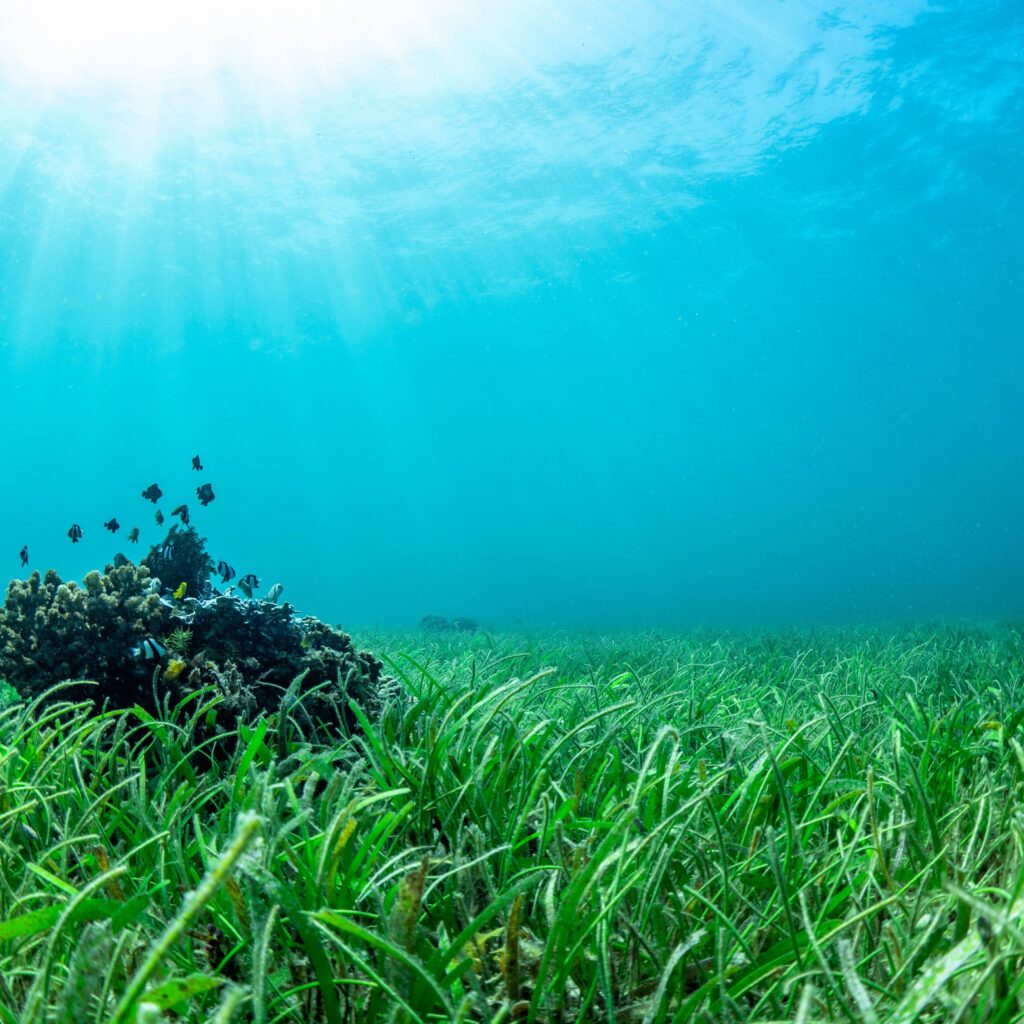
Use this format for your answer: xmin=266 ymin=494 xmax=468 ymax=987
xmin=0 ymin=2 xmax=1021 ymax=628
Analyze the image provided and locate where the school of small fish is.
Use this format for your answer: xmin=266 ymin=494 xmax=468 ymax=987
xmin=15 ymin=454 xmax=281 ymax=645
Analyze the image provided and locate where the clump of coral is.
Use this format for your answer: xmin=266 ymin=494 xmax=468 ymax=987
xmin=169 ymin=592 xmax=395 ymax=726
xmin=0 ymin=528 xmax=395 ymax=735
xmin=0 ymin=563 xmax=169 ymax=703
xmin=141 ymin=525 xmax=215 ymax=599
xmin=421 ymin=614 xmax=479 ymax=633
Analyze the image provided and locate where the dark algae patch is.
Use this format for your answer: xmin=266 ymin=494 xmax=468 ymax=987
xmin=1 ymin=624 xmax=1023 ymax=1021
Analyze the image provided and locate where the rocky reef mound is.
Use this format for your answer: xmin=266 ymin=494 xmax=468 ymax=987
xmin=420 ymin=614 xmax=479 ymax=632
xmin=0 ymin=563 xmax=170 ymax=697
xmin=0 ymin=529 xmax=395 ymax=733
xmin=140 ymin=523 xmax=215 ymax=600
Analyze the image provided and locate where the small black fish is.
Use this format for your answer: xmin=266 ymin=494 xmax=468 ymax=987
xmin=68 ymin=524 xmax=83 ymax=543
xmin=196 ymin=483 xmax=215 ymax=507
xmin=170 ymin=504 xmax=189 ymax=525
xmin=141 ymin=483 xmax=162 ymax=503
xmin=155 ymin=509 xmax=164 ymax=526
xmin=19 ymin=545 xmax=28 ymax=567
xmin=192 ymin=454 xmax=203 ymax=471
xmin=217 ymin=560 xmax=236 ymax=584
xmin=113 ymin=552 xmax=130 ymax=568
xmin=128 ymin=527 xmax=140 ymax=543
xmin=104 ymin=518 xmax=120 ymax=533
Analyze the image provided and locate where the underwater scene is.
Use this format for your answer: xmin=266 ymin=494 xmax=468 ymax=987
xmin=0 ymin=1 xmax=1022 ymax=1021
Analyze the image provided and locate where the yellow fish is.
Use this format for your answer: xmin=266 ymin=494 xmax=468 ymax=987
xmin=172 ymin=581 xmax=187 ymax=600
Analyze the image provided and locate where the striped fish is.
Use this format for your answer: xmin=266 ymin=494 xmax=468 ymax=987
xmin=131 ymin=637 xmax=167 ymax=661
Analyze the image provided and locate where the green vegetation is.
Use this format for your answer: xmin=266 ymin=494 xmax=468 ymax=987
xmin=2 ymin=624 xmax=1024 ymax=1023
xmin=0 ymin=681 xmax=17 ymax=712
xmin=164 ymin=629 xmax=193 ymax=658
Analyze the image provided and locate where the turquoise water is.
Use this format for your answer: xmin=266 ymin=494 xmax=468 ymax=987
xmin=0 ymin=1 xmax=1020 ymax=628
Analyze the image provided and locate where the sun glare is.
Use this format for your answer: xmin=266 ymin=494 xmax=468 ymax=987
xmin=0 ymin=0 xmax=487 ymax=95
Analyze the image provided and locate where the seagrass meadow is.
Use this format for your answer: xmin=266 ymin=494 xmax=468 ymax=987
xmin=2 ymin=624 xmax=1024 ymax=1023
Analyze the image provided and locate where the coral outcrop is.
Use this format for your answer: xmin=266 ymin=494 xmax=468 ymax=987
xmin=0 ymin=529 xmax=395 ymax=734
xmin=169 ymin=592 xmax=396 ymax=725
xmin=420 ymin=614 xmax=479 ymax=633
xmin=0 ymin=563 xmax=169 ymax=702
xmin=141 ymin=525 xmax=215 ymax=600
